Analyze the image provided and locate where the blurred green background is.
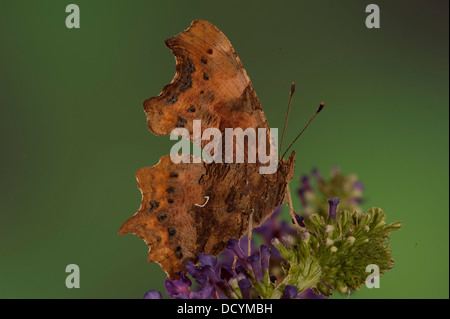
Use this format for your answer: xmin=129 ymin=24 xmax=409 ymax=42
xmin=0 ymin=0 xmax=448 ymax=299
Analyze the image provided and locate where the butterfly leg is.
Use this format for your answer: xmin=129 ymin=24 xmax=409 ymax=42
xmin=285 ymin=184 xmax=306 ymax=231
xmin=248 ymin=210 xmax=254 ymax=256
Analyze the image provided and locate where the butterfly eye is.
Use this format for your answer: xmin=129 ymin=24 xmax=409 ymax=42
xmin=188 ymin=106 xmax=196 ymax=113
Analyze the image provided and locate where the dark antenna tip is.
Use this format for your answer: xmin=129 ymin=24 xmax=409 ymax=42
xmin=317 ymin=102 xmax=325 ymax=113
xmin=280 ymin=100 xmax=326 ymax=160
xmin=290 ymin=82 xmax=296 ymax=95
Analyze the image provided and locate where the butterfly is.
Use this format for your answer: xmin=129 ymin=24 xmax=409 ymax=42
xmin=119 ymin=20 xmax=298 ymax=279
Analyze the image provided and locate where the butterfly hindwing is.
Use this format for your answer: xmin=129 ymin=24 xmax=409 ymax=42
xmin=119 ymin=156 xmax=206 ymax=277
xmin=119 ymin=153 xmax=295 ymax=278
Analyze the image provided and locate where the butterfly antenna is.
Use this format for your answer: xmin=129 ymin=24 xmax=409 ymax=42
xmin=280 ymin=102 xmax=325 ymax=160
xmin=279 ymin=82 xmax=296 ymax=160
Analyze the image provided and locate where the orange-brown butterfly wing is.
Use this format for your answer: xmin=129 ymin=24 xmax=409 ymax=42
xmin=120 ymin=20 xmax=296 ymax=279
xmin=119 ymin=154 xmax=295 ymax=279
xmin=119 ymin=156 xmax=206 ymax=277
xmin=143 ymin=19 xmax=269 ymax=138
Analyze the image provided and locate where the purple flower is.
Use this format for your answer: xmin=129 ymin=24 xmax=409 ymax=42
xmin=204 ymin=265 xmax=229 ymax=292
xmin=354 ymin=181 xmax=364 ymax=192
xmin=238 ymin=279 xmax=252 ymax=299
xmin=166 ymin=267 xmax=218 ymax=299
xmin=199 ymin=253 xmax=217 ymax=268
xmin=247 ymin=253 xmax=263 ymax=282
xmin=143 ymin=290 xmax=163 ymax=299
xmin=235 ymin=264 xmax=250 ymax=279
xmin=328 ymin=198 xmax=340 ymax=220
xmin=299 ymin=288 xmax=325 ymax=299
xmin=293 ymin=213 xmax=305 ymax=227
xmin=260 ymin=245 xmax=270 ymax=272
xmin=297 ymin=188 xmax=308 ymax=207
xmin=312 ymin=168 xmax=324 ymax=183
xmin=227 ymin=238 xmax=247 ymax=261
xmin=186 ymin=256 xmax=233 ymax=299
xmin=216 ymin=248 xmax=235 ymax=270
xmin=238 ymin=233 xmax=258 ymax=256
xmin=185 ymin=260 xmax=200 ymax=278
xmin=164 ymin=271 xmax=192 ymax=299
xmin=281 ymin=285 xmax=298 ymax=299
xmin=301 ymin=175 xmax=312 ymax=191
xmin=219 ymin=266 xmax=234 ymax=282
xmin=254 ymin=206 xmax=296 ymax=246
xmin=189 ymin=284 xmax=215 ymax=299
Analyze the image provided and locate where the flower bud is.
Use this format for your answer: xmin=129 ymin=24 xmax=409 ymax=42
xmin=325 ymin=225 xmax=334 ymax=237
xmin=328 ymin=198 xmax=340 ymax=220
xmin=346 ymin=236 xmax=356 ymax=246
